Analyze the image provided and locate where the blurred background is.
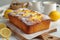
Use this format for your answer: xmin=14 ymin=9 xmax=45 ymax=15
xmin=0 ymin=0 xmax=60 ymax=6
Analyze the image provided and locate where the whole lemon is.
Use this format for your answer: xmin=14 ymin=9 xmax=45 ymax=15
xmin=4 ymin=9 xmax=13 ymax=19
xmin=49 ymin=11 xmax=60 ymax=21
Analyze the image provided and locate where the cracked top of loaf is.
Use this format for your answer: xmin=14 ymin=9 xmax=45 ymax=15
xmin=9 ymin=8 xmax=50 ymax=25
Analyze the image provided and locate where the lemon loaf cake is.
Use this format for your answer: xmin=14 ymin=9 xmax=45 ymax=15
xmin=8 ymin=8 xmax=51 ymax=34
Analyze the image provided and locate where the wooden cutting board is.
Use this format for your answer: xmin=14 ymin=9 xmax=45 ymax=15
xmin=37 ymin=28 xmax=60 ymax=40
xmin=37 ymin=34 xmax=60 ymax=40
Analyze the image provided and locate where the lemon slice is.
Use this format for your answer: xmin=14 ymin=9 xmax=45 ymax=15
xmin=0 ymin=28 xmax=12 ymax=38
xmin=0 ymin=23 xmax=6 ymax=30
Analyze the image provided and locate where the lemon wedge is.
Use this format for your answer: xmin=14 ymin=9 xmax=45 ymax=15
xmin=0 ymin=28 xmax=12 ymax=38
xmin=0 ymin=23 xmax=6 ymax=30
